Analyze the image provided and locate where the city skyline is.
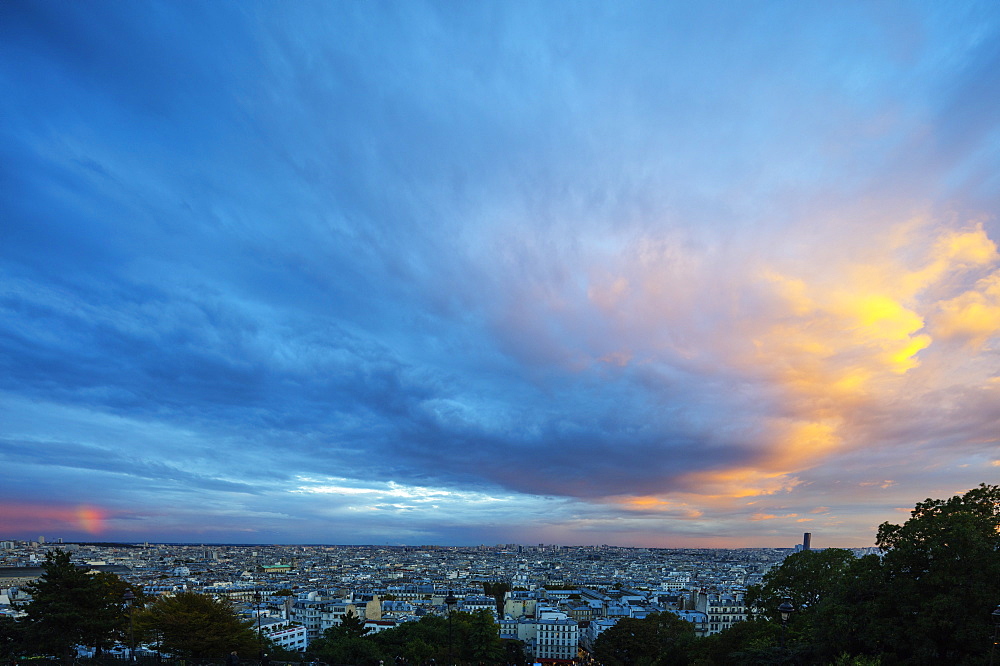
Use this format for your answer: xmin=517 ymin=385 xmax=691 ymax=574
xmin=2 ymin=2 xmax=999 ymax=548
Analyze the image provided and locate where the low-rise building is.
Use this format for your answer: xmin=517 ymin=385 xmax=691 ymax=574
xmin=582 ymin=617 xmax=617 ymax=650
xmin=513 ymin=615 xmax=579 ymax=664
xmin=669 ymin=609 xmax=709 ymax=638
xmin=259 ymin=617 xmax=307 ymax=652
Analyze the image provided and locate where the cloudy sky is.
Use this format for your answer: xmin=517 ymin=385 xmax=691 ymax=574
xmin=2 ymin=2 xmax=999 ymax=548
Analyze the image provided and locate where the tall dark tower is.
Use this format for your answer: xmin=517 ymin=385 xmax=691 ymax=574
xmin=803 ymin=532 xmax=812 ymax=551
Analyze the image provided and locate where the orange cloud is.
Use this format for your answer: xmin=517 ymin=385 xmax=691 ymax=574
xmin=759 ymin=223 xmax=996 ymax=384
xmin=555 ymin=220 xmax=999 ymax=528
xmin=667 ymin=420 xmax=840 ymax=502
xmin=612 ymin=495 xmax=704 ymax=518
xmin=745 ymin=222 xmax=996 ymax=449
xmin=859 ymin=480 xmax=896 ymax=489
xmin=749 ymin=511 xmax=802 ymax=522
xmin=766 ymin=419 xmax=842 ymax=470
xmin=678 ymin=467 xmax=802 ymax=500
xmin=651 ymin=223 xmax=998 ymax=516
xmin=932 ymin=272 xmax=1000 ymax=347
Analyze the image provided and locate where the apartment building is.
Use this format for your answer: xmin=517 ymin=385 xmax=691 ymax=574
xmin=259 ymin=617 xmax=307 ymax=652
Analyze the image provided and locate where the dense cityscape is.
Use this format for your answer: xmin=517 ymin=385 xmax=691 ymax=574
xmin=2 ymin=534 xmax=852 ymax=659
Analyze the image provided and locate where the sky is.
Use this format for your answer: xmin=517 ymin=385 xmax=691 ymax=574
xmin=2 ymin=2 xmax=1000 ymax=549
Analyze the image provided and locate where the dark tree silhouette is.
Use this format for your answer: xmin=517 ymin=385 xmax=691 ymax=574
xmin=135 ymin=591 xmax=259 ymax=658
xmin=875 ymin=483 xmax=1000 ymax=664
xmin=22 ymin=550 xmax=127 ymax=665
xmin=593 ymin=612 xmax=696 ymax=666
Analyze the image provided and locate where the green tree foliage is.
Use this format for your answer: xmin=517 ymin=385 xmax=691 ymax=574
xmin=307 ymin=607 xmax=371 ymax=663
xmin=501 ymin=638 xmax=529 ymax=666
xmin=379 ymin=610 xmax=506 ymax=664
xmin=873 ymin=483 xmax=1000 ymax=664
xmin=260 ymin=640 xmax=302 ymax=662
xmin=366 ymin=614 xmax=448 ymax=664
xmin=308 ymin=608 xmax=373 ymax=663
xmin=806 ymin=554 xmax=885 ymax=663
xmin=483 ymin=581 xmax=511 ymax=616
xmin=311 ymin=633 xmax=384 ymax=666
xmin=730 ymin=484 xmax=1000 ymax=665
xmin=745 ymin=548 xmax=856 ymax=620
xmin=21 ymin=550 xmax=131 ymax=664
xmin=339 ymin=608 xmax=370 ymax=638
xmin=134 ymin=591 xmax=260 ymax=659
xmin=829 ymin=655 xmax=882 ymax=666
xmin=593 ymin=612 xmax=696 ymax=666
xmin=691 ymin=617 xmax=782 ymax=666
xmin=461 ymin=609 xmax=505 ymax=663
xmin=311 ymin=610 xmax=512 ymax=666
xmin=92 ymin=571 xmax=147 ymax=656
xmin=0 ymin=615 xmax=25 ymax=659
xmin=744 ymin=547 xmax=858 ymax=663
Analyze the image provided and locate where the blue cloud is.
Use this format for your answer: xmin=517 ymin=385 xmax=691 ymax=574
xmin=2 ymin=0 xmax=1000 ymax=546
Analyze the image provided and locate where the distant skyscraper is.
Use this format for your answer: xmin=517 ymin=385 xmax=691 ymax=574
xmin=38 ymin=536 xmax=45 ymax=544
xmin=803 ymin=532 xmax=812 ymax=551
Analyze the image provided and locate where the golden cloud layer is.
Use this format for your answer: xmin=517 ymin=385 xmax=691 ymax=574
xmin=587 ymin=221 xmax=1000 ymax=515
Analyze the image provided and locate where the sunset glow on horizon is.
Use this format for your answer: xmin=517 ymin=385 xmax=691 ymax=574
xmin=1 ymin=1 xmax=999 ymax=547
xmin=0 ymin=504 xmax=108 ymax=537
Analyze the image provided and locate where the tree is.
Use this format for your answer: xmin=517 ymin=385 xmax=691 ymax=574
xmin=367 ymin=611 xmax=512 ymax=665
xmin=311 ymin=610 xmax=382 ymax=666
xmin=457 ymin=609 xmax=504 ymax=664
xmin=311 ymin=634 xmax=384 ymax=666
xmin=21 ymin=550 xmax=127 ymax=664
xmin=743 ymin=547 xmax=858 ymax=663
xmin=691 ymin=617 xmax=784 ymax=666
xmin=806 ymin=554 xmax=886 ymax=663
xmin=593 ymin=612 xmax=696 ymax=666
xmin=339 ymin=608 xmax=369 ymax=638
xmin=874 ymin=483 xmax=1000 ymax=665
xmin=483 ymin=581 xmax=511 ymax=617
xmin=745 ymin=548 xmax=857 ymax=620
xmin=369 ymin=615 xmax=448 ymax=665
xmin=727 ymin=484 xmax=1000 ymax=665
xmin=501 ymin=638 xmax=529 ymax=666
xmin=135 ymin=591 xmax=259 ymax=659
xmin=829 ymin=655 xmax=882 ymax=666
xmin=259 ymin=638 xmax=302 ymax=663
xmin=91 ymin=571 xmax=146 ymax=657
xmin=0 ymin=615 xmax=25 ymax=659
